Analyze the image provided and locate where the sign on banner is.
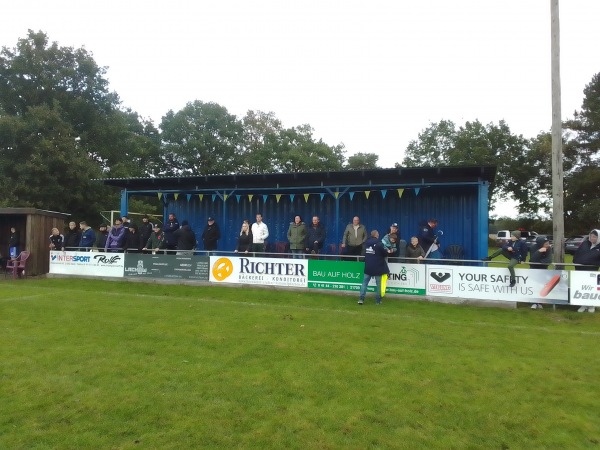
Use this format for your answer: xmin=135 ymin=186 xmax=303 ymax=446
xmin=426 ymin=265 xmax=569 ymax=304
xmin=209 ymin=256 xmax=308 ymax=287
xmin=49 ymin=251 xmax=125 ymax=277
xmin=569 ymin=271 xmax=600 ymax=306
xmin=123 ymin=254 xmax=210 ymax=280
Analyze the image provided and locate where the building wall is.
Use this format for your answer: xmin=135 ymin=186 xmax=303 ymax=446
xmin=163 ymin=184 xmax=483 ymax=260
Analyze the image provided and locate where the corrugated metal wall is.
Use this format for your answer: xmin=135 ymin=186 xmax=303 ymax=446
xmin=164 ymin=185 xmax=482 ymax=259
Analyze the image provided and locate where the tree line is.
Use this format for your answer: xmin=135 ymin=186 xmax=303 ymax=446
xmin=0 ymin=31 xmax=598 ymax=232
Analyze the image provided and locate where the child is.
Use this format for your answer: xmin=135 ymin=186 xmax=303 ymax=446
xmin=406 ymin=236 xmax=425 ymax=261
xmin=381 ymin=232 xmax=398 ymax=255
xmin=484 ymin=230 xmax=528 ymax=287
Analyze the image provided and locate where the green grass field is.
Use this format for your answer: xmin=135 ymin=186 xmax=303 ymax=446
xmin=1 ymin=278 xmax=599 ymax=449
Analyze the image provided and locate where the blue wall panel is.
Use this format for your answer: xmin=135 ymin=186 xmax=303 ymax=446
xmin=162 ymin=184 xmax=485 ymax=260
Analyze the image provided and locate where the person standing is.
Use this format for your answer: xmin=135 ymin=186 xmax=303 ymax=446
xmin=358 ymin=230 xmax=391 ymax=305
xmin=201 ymin=217 xmax=221 ymax=251
xmin=9 ymin=227 xmax=20 ymax=258
xmin=139 ymin=215 xmax=154 ymax=247
xmin=573 ymin=229 xmax=600 ymax=313
xmin=305 ymin=216 xmax=327 ymax=255
xmin=143 ymin=224 xmax=167 ymax=254
xmin=529 ymin=236 xmax=553 ymax=310
xmin=484 ymin=230 xmax=528 ymax=287
xmin=105 ymin=218 xmax=126 ymax=252
xmin=64 ymin=221 xmax=81 ymax=251
xmin=163 ymin=212 xmax=180 ymax=253
xmin=341 ymin=216 xmax=367 ymax=257
xmin=124 ymin=224 xmax=142 ymax=253
xmin=48 ymin=228 xmax=65 ymax=251
xmin=96 ymin=224 xmax=109 ymax=251
xmin=419 ymin=218 xmax=439 ymax=255
xmin=287 ymin=215 xmax=307 ymax=259
xmin=173 ymin=220 xmax=197 ymax=255
xmin=251 ymin=213 xmax=269 ymax=253
xmin=78 ymin=221 xmax=96 ymax=250
xmin=235 ymin=221 xmax=253 ymax=254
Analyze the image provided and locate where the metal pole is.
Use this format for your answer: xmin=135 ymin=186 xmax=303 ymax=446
xmin=551 ymin=0 xmax=565 ymax=264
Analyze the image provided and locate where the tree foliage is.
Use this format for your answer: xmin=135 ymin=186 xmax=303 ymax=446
xmin=346 ymin=152 xmax=379 ymax=170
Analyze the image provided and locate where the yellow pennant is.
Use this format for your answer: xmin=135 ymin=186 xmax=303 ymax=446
xmin=158 ymin=192 xmax=163 ymax=200
xmin=397 ymin=188 xmax=404 ymax=198
xmin=304 ymin=193 xmax=310 ymax=202
xmin=365 ymin=191 xmax=371 ymax=199
xmin=276 ymin=194 xmax=282 ymax=203
xmin=248 ymin=194 xmax=253 ymax=202
xmin=334 ymin=191 xmax=340 ymax=199
xmin=224 ymin=194 xmax=228 ymax=201
xmin=198 ymin=194 xmax=204 ymax=202
xmin=174 ymin=193 xmax=179 ymax=200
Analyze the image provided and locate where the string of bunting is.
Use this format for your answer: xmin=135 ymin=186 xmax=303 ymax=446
xmin=156 ymin=187 xmax=420 ymax=202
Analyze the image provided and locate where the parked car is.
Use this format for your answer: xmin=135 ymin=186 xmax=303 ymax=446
xmin=496 ymin=230 xmax=538 ymax=245
xmin=525 ymin=234 xmax=553 ymax=250
xmin=564 ymin=235 xmax=586 ymax=254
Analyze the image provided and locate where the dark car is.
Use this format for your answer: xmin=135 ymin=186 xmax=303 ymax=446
xmin=525 ymin=234 xmax=553 ymax=250
xmin=564 ymin=235 xmax=586 ymax=254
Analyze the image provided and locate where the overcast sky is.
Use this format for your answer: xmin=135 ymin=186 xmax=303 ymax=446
xmin=2 ymin=0 xmax=599 ymax=172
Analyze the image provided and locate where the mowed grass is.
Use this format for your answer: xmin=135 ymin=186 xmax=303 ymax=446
xmin=1 ymin=278 xmax=599 ymax=449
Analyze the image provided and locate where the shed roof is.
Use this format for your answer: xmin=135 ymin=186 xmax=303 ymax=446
xmin=97 ymin=166 xmax=496 ymax=192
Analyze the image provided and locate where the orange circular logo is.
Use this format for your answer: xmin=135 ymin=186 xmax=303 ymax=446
xmin=212 ymin=258 xmax=234 ymax=281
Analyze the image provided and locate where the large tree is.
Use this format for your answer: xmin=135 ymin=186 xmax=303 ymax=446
xmin=159 ymin=101 xmax=244 ymax=175
xmin=401 ymin=119 xmax=546 ymax=214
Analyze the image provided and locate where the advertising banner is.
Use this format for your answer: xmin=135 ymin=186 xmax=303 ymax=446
xmin=209 ymin=256 xmax=308 ymax=287
xmin=123 ymin=254 xmax=210 ymax=280
xmin=426 ymin=265 xmax=569 ymax=303
xmin=569 ymin=271 xmax=600 ymax=306
xmin=49 ymin=251 xmax=125 ymax=277
xmin=307 ymin=260 xmax=426 ymax=295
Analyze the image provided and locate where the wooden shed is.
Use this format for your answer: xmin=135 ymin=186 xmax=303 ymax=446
xmin=0 ymin=208 xmax=70 ymax=276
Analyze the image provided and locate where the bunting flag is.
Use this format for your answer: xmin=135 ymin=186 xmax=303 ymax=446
xmin=212 ymin=194 xmax=217 ymax=202
xmin=224 ymin=194 xmax=228 ymax=201
xmin=290 ymin=194 xmax=295 ymax=202
xmin=198 ymin=194 xmax=204 ymax=202
xmin=186 ymin=194 xmax=191 ymax=202
xmin=414 ymin=188 xmax=420 ymax=196
xmin=349 ymin=192 xmax=355 ymax=201
xmin=365 ymin=191 xmax=371 ymax=199
xmin=236 ymin=195 xmax=241 ymax=203
xmin=304 ymin=193 xmax=310 ymax=202
xmin=381 ymin=190 xmax=387 ymax=199
xmin=248 ymin=194 xmax=253 ymax=202
xmin=262 ymin=195 xmax=268 ymax=203
xmin=174 ymin=193 xmax=179 ymax=200
xmin=158 ymin=192 xmax=163 ymax=200
xmin=334 ymin=191 xmax=340 ymax=199
xmin=397 ymin=188 xmax=404 ymax=198
xmin=276 ymin=194 xmax=282 ymax=203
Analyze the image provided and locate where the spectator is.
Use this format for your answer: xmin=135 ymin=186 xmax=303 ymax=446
xmin=419 ymin=218 xmax=439 ymax=255
xmin=383 ymin=223 xmax=402 ymax=257
xmin=529 ymin=236 xmax=553 ymax=310
xmin=49 ymin=227 xmax=65 ymax=251
xmin=381 ymin=232 xmax=398 ymax=256
xmin=64 ymin=221 xmax=82 ymax=251
xmin=121 ymin=215 xmax=133 ymax=229
xmin=9 ymin=226 xmax=20 ymax=258
xmin=287 ymin=215 xmax=307 ymax=259
xmin=484 ymin=230 xmax=528 ymax=287
xmin=342 ymin=216 xmax=367 ymax=257
xmin=105 ymin=218 xmax=126 ymax=252
xmin=406 ymin=236 xmax=425 ymax=262
xmin=201 ymin=217 xmax=221 ymax=251
xmin=173 ymin=220 xmax=196 ymax=255
xmin=163 ymin=212 xmax=180 ymax=252
xmin=573 ymin=229 xmax=600 ymax=313
xmin=139 ymin=215 xmax=154 ymax=246
xmin=305 ymin=216 xmax=326 ymax=255
xmin=235 ymin=221 xmax=253 ymax=254
xmin=143 ymin=224 xmax=167 ymax=254
xmin=124 ymin=224 xmax=142 ymax=253
xmin=250 ymin=213 xmax=269 ymax=253
xmin=78 ymin=221 xmax=96 ymax=250
xmin=358 ymin=230 xmax=390 ymax=305
xmin=96 ymin=224 xmax=109 ymax=251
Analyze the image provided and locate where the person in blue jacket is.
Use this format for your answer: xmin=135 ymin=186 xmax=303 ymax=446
xmin=484 ymin=230 xmax=528 ymax=287
xmin=78 ymin=221 xmax=96 ymax=250
xmin=358 ymin=230 xmax=392 ymax=305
